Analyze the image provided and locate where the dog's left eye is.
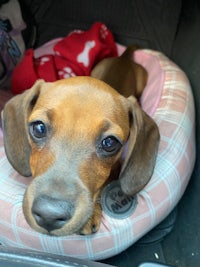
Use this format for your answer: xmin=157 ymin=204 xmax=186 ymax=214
xmin=101 ymin=136 xmax=122 ymax=154
xmin=29 ymin=121 xmax=47 ymax=140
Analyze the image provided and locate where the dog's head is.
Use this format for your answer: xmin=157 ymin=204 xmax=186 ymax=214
xmin=1 ymin=77 xmax=159 ymax=236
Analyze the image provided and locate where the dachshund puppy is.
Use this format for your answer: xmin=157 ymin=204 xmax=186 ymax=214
xmin=1 ymin=71 xmax=159 ymax=236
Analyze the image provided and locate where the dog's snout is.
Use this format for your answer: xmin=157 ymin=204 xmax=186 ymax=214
xmin=32 ymin=195 xmax=74 ymax=232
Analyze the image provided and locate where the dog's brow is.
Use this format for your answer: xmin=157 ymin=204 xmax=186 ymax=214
xmin=35 ymin=103 xmax=52 ymax=112
xmin=29 ymin=104 xmax=53 ymax=124
xmin=99 ymin=119 xmax=112 ymax=133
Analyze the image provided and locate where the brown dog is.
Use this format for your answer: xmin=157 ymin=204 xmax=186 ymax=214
xmin=1 ymin=69 xmax=159 ymax=236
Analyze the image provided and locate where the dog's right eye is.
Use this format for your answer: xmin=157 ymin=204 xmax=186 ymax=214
xmin=29 ymin=121 xmax=47 ymax=140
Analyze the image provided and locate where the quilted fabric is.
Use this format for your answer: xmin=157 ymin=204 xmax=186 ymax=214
xmin=0 ymin=48 xmax=195 ymax=260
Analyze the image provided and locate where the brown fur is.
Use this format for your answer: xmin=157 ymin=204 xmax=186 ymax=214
xmin=91 ymin=45 xmax=148 ymax=98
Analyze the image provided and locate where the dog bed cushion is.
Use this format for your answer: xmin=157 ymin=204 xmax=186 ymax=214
xmin=0 ymin=47 xmax=195 ymax=260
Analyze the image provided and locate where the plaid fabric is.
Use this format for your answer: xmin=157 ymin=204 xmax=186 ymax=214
xmin=0 ymin=49 xmax=195 ymax=260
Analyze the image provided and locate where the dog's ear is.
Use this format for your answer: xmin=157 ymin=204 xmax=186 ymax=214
xmin=1 ymin=80 xmax=45 ymax=177
xmin=119 ymin=96 xmax=160 ymax=195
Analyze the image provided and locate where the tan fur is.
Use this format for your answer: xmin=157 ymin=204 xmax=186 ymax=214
xmin=1 ymin=66 xmax=159 ymax=236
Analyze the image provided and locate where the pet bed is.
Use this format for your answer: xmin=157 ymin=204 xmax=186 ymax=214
xmin=0 ymin=47 xmax=195 ymax=260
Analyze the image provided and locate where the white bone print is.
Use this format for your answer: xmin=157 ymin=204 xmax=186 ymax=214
xmin=39 ymin=57 xmax=50 ymax=65
xmin=100 ymin=24 xmax=108 ymax=39
xmin=77 ymin=40 xmax=95 ymax=67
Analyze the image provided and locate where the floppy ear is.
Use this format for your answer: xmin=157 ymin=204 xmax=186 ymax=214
xmin=119 ymin=96 xmax=160 ymax=195
xmin=1 ymin=80 xmax=45 ymax=177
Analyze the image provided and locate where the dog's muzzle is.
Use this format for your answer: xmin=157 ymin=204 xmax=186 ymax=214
xmin=31 ymin=195 xmax=75 ymax=232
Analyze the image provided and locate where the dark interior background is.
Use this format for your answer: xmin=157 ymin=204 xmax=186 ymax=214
xmin=1 ymin=0 xmax=200 ymax=266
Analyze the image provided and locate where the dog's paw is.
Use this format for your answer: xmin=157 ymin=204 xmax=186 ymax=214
xmin=79 ymin=203 xmax=102 ymax=235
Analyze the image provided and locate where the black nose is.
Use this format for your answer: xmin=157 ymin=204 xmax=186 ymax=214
xmin=32 ymin=195 xmax=74 ymax=232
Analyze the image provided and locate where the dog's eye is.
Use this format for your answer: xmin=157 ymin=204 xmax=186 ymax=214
xmin=101 ymin=136 xmax=122 ymax=154
xmin=29 ymin=121 xmax=47 ymax=139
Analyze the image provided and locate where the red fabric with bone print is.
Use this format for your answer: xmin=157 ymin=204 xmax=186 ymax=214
xmin=11 ymin=22 xmax=117 ymax=95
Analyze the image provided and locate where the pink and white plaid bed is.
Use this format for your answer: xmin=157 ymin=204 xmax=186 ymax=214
xmin=0 ymin=49 xmax=195 ymax=260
